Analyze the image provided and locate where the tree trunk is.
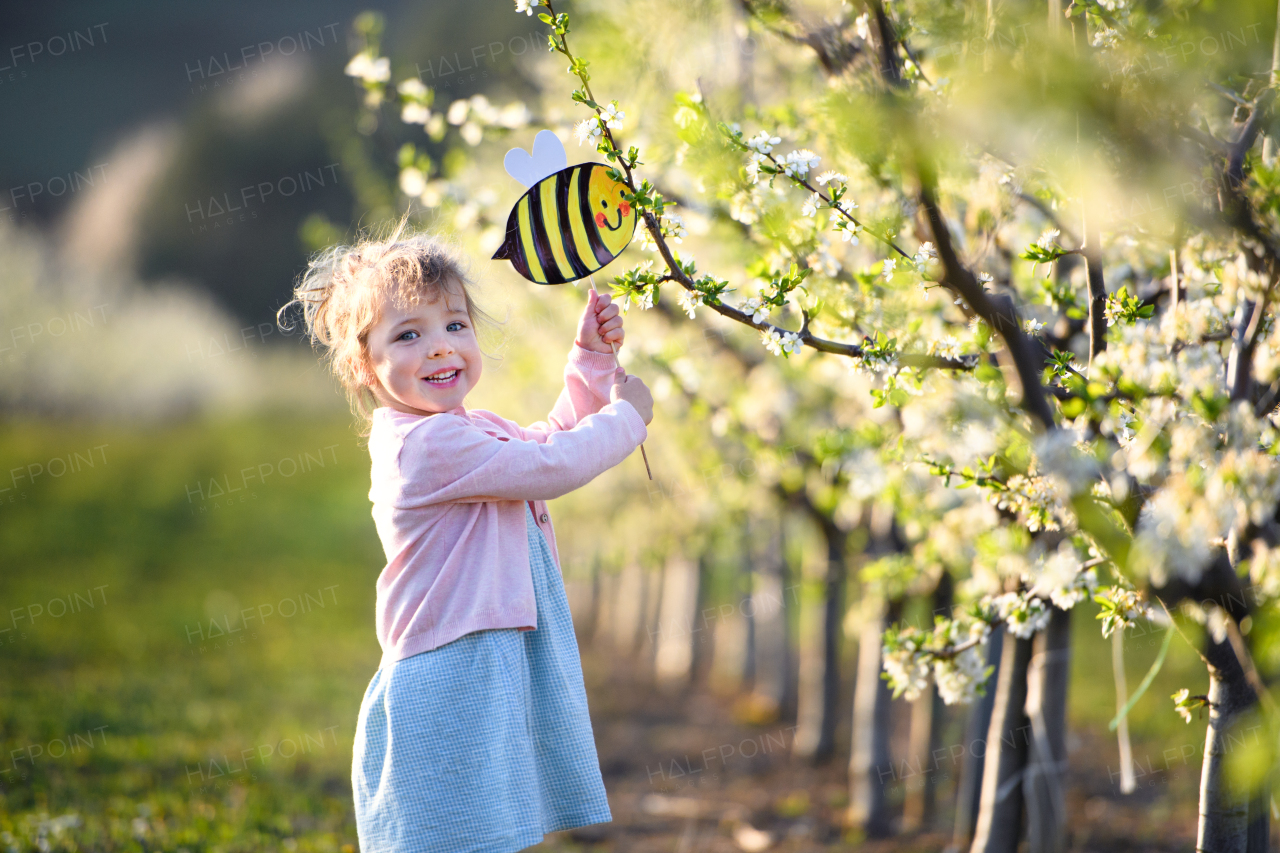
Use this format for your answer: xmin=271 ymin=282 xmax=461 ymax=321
xmin=795 ymin=507 xmax=848 ymax=763
xmin=951 ymin=624 xmax=1005 ymax=851
xmin=778 ymin=520 xmax=799 ymax=721
xmin=1197 ymin=632 xmax=1260 ymax=853
xmin=1024 ymin=606 xmax=1071 ymax=853
xmin=903 ymin=571 xmax=954 ymax=832
xmin=631 ymin=559 xmax=651 ymax=656
xmin=849 ymin=596 xmax=905 ymax=838
xmin=741 ymin=553 xmax=758 ymax=692
xmin=1111 ymin=629 xmax=1136 ymax=794
xmin=690 ymin=553 xmax=713 ymax=687
xmin=816 ymin=519 xmax=848 ymax=761
xmin=970 ymin=629 xmax=1034 ymax=853
xmin=576 ymin=554 xmax=602 ymax=646
xmin=743 ymin=518 xmax=796 ymax=720
xmin=1247 ymin=784 xmax=1271 ymax=853
xmin=613 ymin=559 xmax=646 ymax=654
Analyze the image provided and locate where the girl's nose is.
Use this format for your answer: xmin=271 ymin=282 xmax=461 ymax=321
xmin=427 ymin=336 xmax=454 ymax=357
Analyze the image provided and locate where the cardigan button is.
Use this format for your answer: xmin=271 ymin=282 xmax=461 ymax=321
xmin=539 ymin=513 xmax=549 ymax=523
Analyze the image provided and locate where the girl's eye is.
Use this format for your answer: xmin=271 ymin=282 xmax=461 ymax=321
xmin=447 ymin=321 xmax=465 ymax=332
xmin=398 ymin=330 xmax=418 ymax=341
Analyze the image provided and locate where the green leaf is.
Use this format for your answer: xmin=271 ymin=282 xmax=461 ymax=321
xmin=975 ymin=364 xmax=1002 ymax=384
xmin=1060 ymin=397 xmax=1086 ymax=419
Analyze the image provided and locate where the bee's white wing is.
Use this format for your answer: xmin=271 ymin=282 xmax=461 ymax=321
xmin=503 ymin=129 xmax=569 ymax=188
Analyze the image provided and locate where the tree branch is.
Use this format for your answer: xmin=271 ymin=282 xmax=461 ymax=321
xmin=917 ymin=182 xmax=1058 ymax=430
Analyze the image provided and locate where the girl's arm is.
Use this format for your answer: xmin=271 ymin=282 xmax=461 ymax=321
xmin=515 ymin=343 xmax=620 ymax=441
xmin=382 ymin=398 xmax=647 ymax=505
xmin=499 ymin=288 xmax=623 ymax=442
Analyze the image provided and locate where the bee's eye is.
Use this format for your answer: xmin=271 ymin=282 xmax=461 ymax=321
xmin=601 ymin=199 xmax=609 ymax=208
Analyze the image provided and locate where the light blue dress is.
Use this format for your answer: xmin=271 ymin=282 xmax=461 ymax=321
xmin=352 ymin=503 xmax=612 ymax=853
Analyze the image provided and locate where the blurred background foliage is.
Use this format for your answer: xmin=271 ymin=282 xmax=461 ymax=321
xmin=0 ymin=0 xmax=1266 ymax=851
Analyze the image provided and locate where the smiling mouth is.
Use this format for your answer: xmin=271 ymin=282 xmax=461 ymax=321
xmin=424 ymin=369 xmax=460 ymax=384
xmin=597 ymin=207 xmax=625 ymax=231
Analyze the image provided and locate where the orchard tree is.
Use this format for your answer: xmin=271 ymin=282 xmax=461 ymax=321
xmin=342 ymin=0 xmax=1280 ymax=849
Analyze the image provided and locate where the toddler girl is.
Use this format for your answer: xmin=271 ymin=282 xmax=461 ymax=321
xmin=284 ymin=224 xmax=653 ymax=853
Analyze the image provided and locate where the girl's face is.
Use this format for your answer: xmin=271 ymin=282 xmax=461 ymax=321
xmin=363 ymin=284 xmax=482 ymax=416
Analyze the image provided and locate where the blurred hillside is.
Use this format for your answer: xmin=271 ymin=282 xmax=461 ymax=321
xmin=1 ymin=1 xmax=541 ymax=327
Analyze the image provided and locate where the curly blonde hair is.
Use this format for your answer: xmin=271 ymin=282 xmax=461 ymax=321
xmin=279 ymin=218 xmax=501 ymax=429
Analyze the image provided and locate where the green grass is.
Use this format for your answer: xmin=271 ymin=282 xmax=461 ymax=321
xmin=0 ymin=416 xmax=382 ymax=853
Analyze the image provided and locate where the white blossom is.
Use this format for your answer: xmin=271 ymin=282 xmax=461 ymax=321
xmin=935 ymin=643 xmax=990 ymax=705
xmin=782 ymin=149 xmax=821 ymax=179
xmin=600 ymin=102 xmax=625 ymax=130
xmin=816 ymin=170 xmax=848 ymax=185
xmin=854 ymin=12 xmax=871 ymax=41
xmin=801 ymin=193 xmax=821 ymax=217
xmin=746 ymin=131 xmax=781 ymax=154
xmin=401 ymin=103 xmax=430 ymax=125
xmin=460 ymin=121 xmax=483 ymax=146
xmin=446 ymin=99 xmax=470 ymax=125
xmin=1036 ymin=228 xmax=1061 ymax=250
xmin=574 ymin=116 xmax=603 ymax=146
xmin=1025 ymin=542 xmax=1097 ymax=610
xmin=397 ymin=78 xmax=428 ymax=98
xmin=932 ymin=335 xmax=962 ymax=360
xmin=993 ymin=592 xmax=1052 ymax=638
xmin=399 ymin=167 xmax=427 ymax=197
xmin=1172 ymin=688 xmax=1194 ymax=724
xmin=661 ymin=212 xmax=687 ymax=243
xmin=740 ymin=297 xmax=770 ymax=323
xmin=883 ymin=643 xmax=931 ymax=701
xmin=762 ymin=328 xmax=802 ymax=356
xmin=677 ymin=288 xmax=705 ymax=319
xmin=345 ymin=52 xmax=390 ymax=84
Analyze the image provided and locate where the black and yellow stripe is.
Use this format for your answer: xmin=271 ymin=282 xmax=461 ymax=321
xmin=492 ymin=163 xmax=629 ymax=285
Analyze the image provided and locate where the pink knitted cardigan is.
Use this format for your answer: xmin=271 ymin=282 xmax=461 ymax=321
xmin=365 ymin=343 xmax=647 ymax=669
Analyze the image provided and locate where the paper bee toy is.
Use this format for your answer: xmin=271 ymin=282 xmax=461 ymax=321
xmin=492 ymin=129 xmax=636 ymax=284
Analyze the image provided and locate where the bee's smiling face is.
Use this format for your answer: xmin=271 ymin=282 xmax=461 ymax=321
xmin=588 ymin=168 xmax=635 ymax=255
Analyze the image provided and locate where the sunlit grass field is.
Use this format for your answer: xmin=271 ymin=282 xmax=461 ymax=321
xmin=0 ymin=416 xmax=380 ymax=852
xmin=0 ymin=416 xmax=1219 ymax=851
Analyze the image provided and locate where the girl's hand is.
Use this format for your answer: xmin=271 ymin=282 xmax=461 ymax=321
xmin=610 ymin=371 xmax=653 ymax=424
xmin=574 ymin=286 xmax=624 ymax=354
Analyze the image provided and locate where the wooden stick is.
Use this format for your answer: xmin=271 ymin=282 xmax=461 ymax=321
xmin=590 ymin=274 xmax=653 ymax=480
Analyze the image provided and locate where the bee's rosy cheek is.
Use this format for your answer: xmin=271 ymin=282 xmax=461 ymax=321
xmin=619 ymin=202 xmax=631 ymax=216
xmin=595 ymin=212 xmax=607 ymax=226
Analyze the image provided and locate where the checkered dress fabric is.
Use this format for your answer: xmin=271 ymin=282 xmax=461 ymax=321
xmin=352 ymin=503 xmax=612 ymax=853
